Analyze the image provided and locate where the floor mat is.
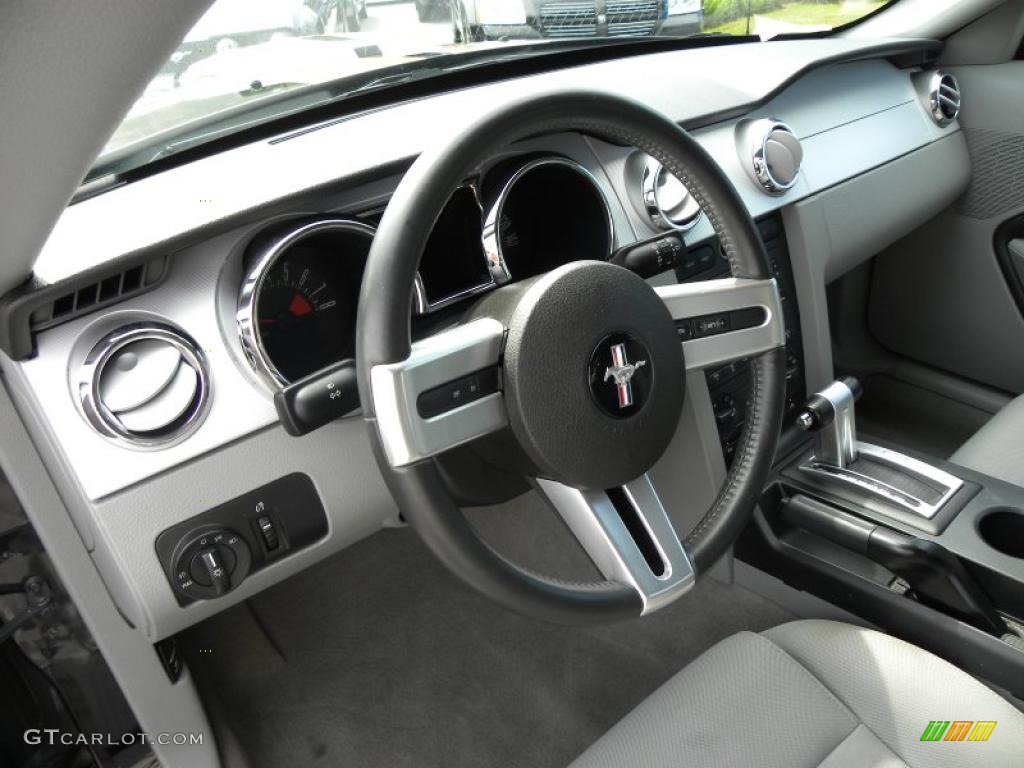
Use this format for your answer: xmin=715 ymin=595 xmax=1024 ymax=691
xmin=182 ymin=518 xmax=794 ymax=768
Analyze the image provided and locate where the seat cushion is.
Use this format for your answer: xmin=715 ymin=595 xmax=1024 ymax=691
xmin=570 ymin=619 xmax=1024 ymax=768
xmin=950 ymin=394 xmax=1024 ymax=487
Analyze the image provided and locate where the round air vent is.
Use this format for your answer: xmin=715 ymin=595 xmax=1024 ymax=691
xmin=641 ymin=158 xmax=702 ymax=231
xmin=741 ymin=119 xmax=803 ymax=196
xmin=927 ymin=71 xmax=961 ymax=127
xmin=77 ymin=323 xmax=210 ymax=448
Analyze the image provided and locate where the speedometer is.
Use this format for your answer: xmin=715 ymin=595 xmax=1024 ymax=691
xmin=238 ymin=219 xmax=373 ymax=388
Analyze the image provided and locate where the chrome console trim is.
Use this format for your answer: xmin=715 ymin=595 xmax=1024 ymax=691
xmin=799 ymin=442 xmax=965 ymax=520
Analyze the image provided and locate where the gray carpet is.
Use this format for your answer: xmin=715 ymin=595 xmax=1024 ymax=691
xmin=182 ymin=495 xmax=794 ymax=768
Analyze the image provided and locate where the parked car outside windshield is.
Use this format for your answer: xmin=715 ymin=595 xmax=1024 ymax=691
xmin=97 ymin=0 xmax=893 ymax=177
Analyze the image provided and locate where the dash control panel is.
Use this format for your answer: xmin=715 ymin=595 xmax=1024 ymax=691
xmin=676 ymin=214 xmax=806 ymax=466
xmin=155 ymin=473 xmax=328 ymax=606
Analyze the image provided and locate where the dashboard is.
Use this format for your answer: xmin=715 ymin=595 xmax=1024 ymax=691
xmin=0 ymin=37 xmax=972 ymax=640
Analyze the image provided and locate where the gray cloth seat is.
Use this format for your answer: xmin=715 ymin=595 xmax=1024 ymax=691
xmin=570 ymin=619 xmax=1024 ymax=768
xmin=951 ymin=394 xmax=1024 ymax=487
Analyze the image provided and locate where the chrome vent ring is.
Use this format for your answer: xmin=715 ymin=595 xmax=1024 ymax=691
xmin=740 ymin=119 xmax=803 ymax=196
xmin=928 ymin=71 xmax=961 ymax=127
xmin=641 ymin=157 xmax=702 ymax=231
xmin=77 ymin=323 xmax=211 ymax=448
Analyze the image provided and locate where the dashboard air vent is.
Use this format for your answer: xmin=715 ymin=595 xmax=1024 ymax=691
xmin=739 ymin=119 xmax=803 ymax=196
xmin=927 ymin=71 xmax=961 ymax=127
xmin=76 ymin=323 xmax=210 ymax=448
xmin=641 ymin=158 xmax=702 ymax=232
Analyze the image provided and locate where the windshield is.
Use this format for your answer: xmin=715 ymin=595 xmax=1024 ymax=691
xmin=94 ymin=0 xmax=893 ymax=180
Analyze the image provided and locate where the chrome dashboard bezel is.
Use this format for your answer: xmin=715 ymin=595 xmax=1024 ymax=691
xmin=482 ymin=156 xmax=615 ymax=280
xmin=237 ymin=217 xmax=377 ymax=390
xmin=75 ymin=322 xmax=211 ymax=450
xmin=413 ymin=182 xmax=496 ymax=314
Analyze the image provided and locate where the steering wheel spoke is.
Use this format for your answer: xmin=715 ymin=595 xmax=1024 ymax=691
xmin=370 ymin=318 xmax=507 ymax=467
xmin=535 ymin=474 xmax=696 ymax=614
xmin=656 ymin=277 xmax=785 ymax=371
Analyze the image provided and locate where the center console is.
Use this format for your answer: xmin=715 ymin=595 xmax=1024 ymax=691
xmin=739 ymin=374 xmax=1024 ymax=697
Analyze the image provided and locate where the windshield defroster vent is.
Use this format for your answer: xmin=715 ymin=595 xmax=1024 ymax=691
xmin=30 ymin=256 xmax=169 ymax=331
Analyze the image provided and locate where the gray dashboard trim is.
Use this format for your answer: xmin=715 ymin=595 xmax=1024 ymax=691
xmin=30 ymin=39 xmax=940 ymax=286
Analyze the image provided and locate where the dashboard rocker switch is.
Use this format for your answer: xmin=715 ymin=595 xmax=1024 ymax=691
xmin=256 ymin=515 xmax=280 ymax=552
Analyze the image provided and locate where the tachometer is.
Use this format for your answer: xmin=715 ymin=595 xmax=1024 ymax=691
xmin=255 ymin=254 xmax=346 ymax=383
xmin=238 ymin=219 xmax=373 ymax=388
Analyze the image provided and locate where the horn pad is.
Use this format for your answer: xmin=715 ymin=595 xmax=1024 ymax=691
xmin=501 ymin=261 xmax=686 ymax=490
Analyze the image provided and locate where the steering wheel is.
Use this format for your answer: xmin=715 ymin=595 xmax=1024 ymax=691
xmin=356 ymin=91 xmax=786 ymax=625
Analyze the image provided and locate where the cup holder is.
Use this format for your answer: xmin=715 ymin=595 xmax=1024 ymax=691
xmin=977 ymin=508 xmax=1024 ymax=559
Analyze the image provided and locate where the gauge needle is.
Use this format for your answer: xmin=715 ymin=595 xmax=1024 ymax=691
xmin=289 ymin=293 xmax=313 ymax=318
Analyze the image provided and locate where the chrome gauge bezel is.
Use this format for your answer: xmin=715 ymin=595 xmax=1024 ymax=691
xmin=482 ymin=156 xmax=615 ymax=279
xmin=76 ymin=322 xmax=211 ymax=450
xmin=237 ymin=218 xmax=378 ymax=390
xmin=640 ymin=157 xmax=703 ymax=232
xmin=414 ymin=182 xmax=494 ymax=314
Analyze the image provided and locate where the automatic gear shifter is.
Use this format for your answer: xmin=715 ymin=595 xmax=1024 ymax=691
xmin=792 ymin=377 xmax=964 ymax=521
xmin=795 ymin=376 xmax=862 ymax=468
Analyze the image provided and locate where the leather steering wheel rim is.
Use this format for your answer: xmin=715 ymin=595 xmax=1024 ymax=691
xmin=357 ymin=91 xmax=786 ymax=625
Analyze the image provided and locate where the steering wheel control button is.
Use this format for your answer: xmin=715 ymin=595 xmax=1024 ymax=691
xmin=696 ymin=314 xmax=730 ymax=337
xmin=156 ymin=474 xmax=328 ymax=605
xmin=681 ymin=307 xmax=767 ymax=342
xmin=417 ymin=367 xmax=501 ymax=419
xmin=588 ymin=335 xmax=653 ymax=418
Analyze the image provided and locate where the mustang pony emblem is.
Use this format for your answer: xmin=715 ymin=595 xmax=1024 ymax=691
xmin=603 ymin=343 xmax=647 ymax=409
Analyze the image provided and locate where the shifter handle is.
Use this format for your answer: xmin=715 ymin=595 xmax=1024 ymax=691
xmin=797 ymin=377 xmax=861 ymax=468
xmin=797 ymin=376 xmax=861 ymax=432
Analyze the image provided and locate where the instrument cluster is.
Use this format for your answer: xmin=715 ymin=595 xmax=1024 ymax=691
xmin=236 ymin=155 xmax=615 ymax=388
